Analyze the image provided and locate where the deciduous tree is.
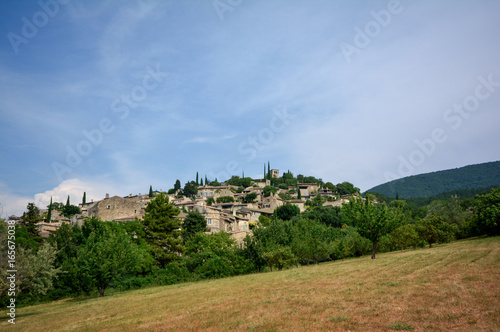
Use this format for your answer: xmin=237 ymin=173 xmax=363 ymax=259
xmin=76 ymin=222 xmax=151 ymax=296
xmin=343 ymin=198 xmax=402 ymax=259
xmin=275 ymin=203 xmax=300 ymax=221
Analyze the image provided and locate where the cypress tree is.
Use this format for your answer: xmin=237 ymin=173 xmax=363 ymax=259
xmin=200 ymin=178 xmax=204 ymax=186
xmin=267 ymin=161 xmax=271 ymax=180
xmin=297 ymin=187 xmax=302 ymax=199
xmin=47 ymin=197 xmax=53 ymax=222
xmin=66 ymin=195 xmax=70 ymax=207
xmin=149 ymin=185 xmax=154 ymax=197
xmin=174 ymin=179 xmax=181 ymax=191
xmin=82 ymin=192 xmax=86 ymax=205
xmin=264 ymin=163 xmax=266 ymax=179
xmin=196 ymin=172 xmax=199 ymax=185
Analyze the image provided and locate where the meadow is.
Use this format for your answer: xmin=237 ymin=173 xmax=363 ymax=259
xmin=1 ymin=237 xmax=499 ymax=331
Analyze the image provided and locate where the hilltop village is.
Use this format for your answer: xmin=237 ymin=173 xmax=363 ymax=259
xmin=18 ymin=169 xmax=359 ymax=245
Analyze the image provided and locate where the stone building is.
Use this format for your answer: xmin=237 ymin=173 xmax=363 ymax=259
xmin=86 ymin=195 xmax=145 ymax=221
xmin=297 ymin=183 xmax=319 ymax=199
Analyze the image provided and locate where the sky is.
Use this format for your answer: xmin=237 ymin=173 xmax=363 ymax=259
xmin=1 ymin=0 xmax=499 ymax=217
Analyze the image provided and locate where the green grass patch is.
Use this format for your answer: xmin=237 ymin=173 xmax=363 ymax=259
xmin=389 ymin=322 xmax=415 ymax=330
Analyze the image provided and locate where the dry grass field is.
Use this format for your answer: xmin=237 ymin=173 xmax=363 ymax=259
xmin=1 ymin=237 xmax=499 ymax=331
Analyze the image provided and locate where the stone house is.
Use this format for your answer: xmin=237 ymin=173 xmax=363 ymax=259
xmin=197 ymin=185 xmax=236 ymax=200
xmin=86 ymin=195 xmax=145 ymax=221
xmin=287 ymin=199 xmax=306 ymax=213
xmin=322 ymin=199 xmax=350 ymax=208
xmin=38 ymin=221 xmax=66 ymax=238
xmin=297 ymin=183 xmax=319 ymax=199
xmin=253 ymin=179 xmax=271 ymax=188
xmin=261 ymin=193 xmax=283 ymax=210
xmin=318 ymin=188 xmax=336 ymax=198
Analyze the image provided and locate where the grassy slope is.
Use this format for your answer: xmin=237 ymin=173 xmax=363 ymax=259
xmin=2 ymin=237 xmax=499 ymax=331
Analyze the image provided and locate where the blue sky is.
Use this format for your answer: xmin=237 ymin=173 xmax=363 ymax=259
xmin=1 ymin=0 xmax=499 ymax=216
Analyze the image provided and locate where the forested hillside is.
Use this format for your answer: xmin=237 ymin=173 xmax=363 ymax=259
xmin=367 ymin=161 xmax=500 ymax=198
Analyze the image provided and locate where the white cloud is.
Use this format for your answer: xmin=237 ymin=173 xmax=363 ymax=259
xmin=0 ymin=178 xmax=138 ymax=218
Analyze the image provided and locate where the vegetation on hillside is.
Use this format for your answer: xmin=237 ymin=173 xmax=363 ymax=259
xmin=2 ymin=164 xmax=500 ymax=309
xmin=367 ymin=160 xmax=500 ymax=198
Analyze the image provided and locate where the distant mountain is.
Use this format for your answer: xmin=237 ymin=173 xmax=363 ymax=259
xmin=366 ymin=161 xmax=500 ymax=199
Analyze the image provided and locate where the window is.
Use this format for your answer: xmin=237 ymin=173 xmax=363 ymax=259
xmin=107 ymin=205 xmax=111 ymax=209
xmin=134 ymin=210 xmax=137 ymax=214
xmin=207 ymin=218 xmax=212 ymax=225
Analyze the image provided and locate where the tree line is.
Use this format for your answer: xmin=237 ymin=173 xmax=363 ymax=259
xmin=1 ymin=186 xmax=499 ymax=307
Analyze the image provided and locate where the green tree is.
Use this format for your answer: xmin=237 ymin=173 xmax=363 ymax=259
xmin=149 ymin=185 xmax=154 ymax=198
xmin=182 ymin=210 xmax=208 ymax=241
xmin=62 ymin=204 xmax=81 ymax=218
xmin=336 ymin=182 xmax=360 ymax=195
xmin=49 ymin=223 xmax=85 ymax=297
xmin=302 ymin=206 xmax=343 ymax=228
xmin=142 ymin=193 xmax=183 ymax=267
xmin=47 ymin=197 xmax=53 ymax=222
xmin=76 ymin=222 xmax=151 ymax=296
xmin=82 ymin=192 xmax=86 ymax=205
xmin=306 ymin=194 xmax=325 ymax=207
xmin=206 ymin=197 xmax=215 ymax=206
xmin=390 ymin=224 xmax=420 ymax=251
xmin=278 ymin=193 xmax=293 ymax=201
xmin=471 ymin=187 xmax=500 ymax=236
xmin=324 ymin=182 xmax=337 ymax=192
xmin=275 ymin=203 xmax=300 ymax=221
xmin=174 ymin=179 xmax=181 ymax=191
xmin=184 ymin=232 xmax=253 ymax=278
xmin=426 ymin=196 xmax=471 ymax=229
xmin=263 ymin=186 xmax=277 ymax=197
xmin=267 ymin=161 xmax=271 ymax=180
xmin=0 ymin=242 xmax=60 ymax=300
xmin=297 ymin=187 xmax=302 ymax=199
xmin=343 ymin=198 xmax=402 ymax=259
xmin=21 ymin=203 xmax=41 ymax=239
xmin=51 ymin=201 xmax=64 ymax=211
xmin=416 ymin=216 xmax=456 ymax=248
xmin=291 ymin=218 xmax=334 ymax=265
xmin=261 ymin=245 xmax=296 ymax=271
xmin=216 ymin=196 xmax=235 ymax=203
xmin=243 ymin=192 xmax=257 ymax=203
xmin=183 ymin=181 xmax=198 ymax=197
